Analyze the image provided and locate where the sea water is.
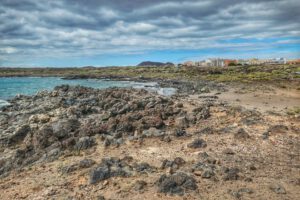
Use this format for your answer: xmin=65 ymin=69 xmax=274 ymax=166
xmin=0 ymin=77 xmax=176 ymax=107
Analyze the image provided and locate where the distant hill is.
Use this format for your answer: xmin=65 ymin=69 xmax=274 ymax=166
xmin=82 ymin=66 xmax=96 ymax=69
xmin=137 ymin=61 xmax=175 ymax=67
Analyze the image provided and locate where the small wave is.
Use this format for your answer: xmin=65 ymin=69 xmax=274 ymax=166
xmin=156 ymin=88 xmax=177 ymax=96
xmin=140 ymin=87 xmax=177 ymax=96
xmin=0 ymin=99 xmax=10 ymax=107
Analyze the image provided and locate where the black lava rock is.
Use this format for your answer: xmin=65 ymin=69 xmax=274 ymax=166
xmin=174 ymin=129 xmax=186 ymax=137
xmin=234 ymin=128 xmax=250 ymax=140
xmin=223 ymin=167 xmax=239 ymax=181
xmin=90 ymin=166 xmax=111 ymax=184
xmin=157 ymin=172 xmax=197 ymax=195
xmin=188 ymin=138 xmax=207 ymax=148
xmin=75 ymin=137 xmax=95 ymax=151
xmin=8 ymin=124 xmax=31 ymax=145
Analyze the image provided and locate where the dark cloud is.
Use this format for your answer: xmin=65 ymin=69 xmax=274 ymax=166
xmin=0 ymin=0 xmax=299 ymax=66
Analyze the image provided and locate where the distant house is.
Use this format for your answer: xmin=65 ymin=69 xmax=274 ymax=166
xmin=248 ymin=58 xmax=260 ymax=65
xmin=224 ymin=59 xmax=237 ymax=67
xmin=237 ymin=59 xmax=249 ymax=65
xmin=287 ymin=59 xmax=300 ymax=64
xmin=194 ymin=60 xmax=208 ymax=67
xmin=238 ymin=58 xmax=262 ymax=65
xmin=182 ymin=57 xmax=291 ymax=68
xmin=204 ymin=59 xmax=213 ymax=67
xmin=185 ymin=58 xmax=228 ymax=67
xmin=208 ymin=58 xmax=225 ymax=67
xmin=266 ymin=58 xmax=287 ymax=65
xmin=183 ymin=61 xmax=195 ymax=67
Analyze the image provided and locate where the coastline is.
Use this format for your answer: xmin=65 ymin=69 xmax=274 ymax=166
xmin=1 ymin=64 xmax=299 ymax=93
xmin=0 ymin=66 xmax=299 ymax=199
xmin=0 ymin=77 xmax=179 ymax=102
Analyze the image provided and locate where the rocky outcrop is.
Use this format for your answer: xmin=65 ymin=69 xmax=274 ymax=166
xmin=0 ymin=84 xmax=297 ymax=199
xmin=89 ymin=157 xmax=133 ymax=184
xmin=0 ymin=85 xmax=206 ymax=176
xmin=89 ymin=157 xmax=155 ymax=184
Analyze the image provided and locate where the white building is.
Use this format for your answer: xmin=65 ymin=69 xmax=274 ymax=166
xmin=205 ymin=58 xmax=225 ymax=67
xmin=272 ymin=58 xmax=286 ymax=64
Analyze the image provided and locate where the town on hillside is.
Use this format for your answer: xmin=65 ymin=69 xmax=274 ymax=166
xmin=180 ymin=58 xmax=300 ymax=67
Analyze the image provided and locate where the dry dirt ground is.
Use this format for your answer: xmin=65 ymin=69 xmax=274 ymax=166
xmin=0 ymin=84 xmax=299 ymax=200
xmin=219 ymin=85 xmax=300 ymax=113
xmin=191 ymin=83 xmax=300 ymax=114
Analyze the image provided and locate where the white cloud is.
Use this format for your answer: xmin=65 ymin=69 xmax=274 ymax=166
xmin=0 ymin=47 xmax=18 ymax=54
xmin=0 ymin=0 xmax=299 ymax=66
xmin=98 ymin=8 xmax=119 ymax=20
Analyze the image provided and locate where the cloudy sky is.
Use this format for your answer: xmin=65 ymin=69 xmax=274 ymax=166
xmin=1 ymin=0 xmax=300 ymax=67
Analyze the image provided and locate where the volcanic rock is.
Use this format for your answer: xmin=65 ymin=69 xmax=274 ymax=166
xmin=157 ymin=172 xmax=197 ymax=195
xmin=188 ymin=138 xmax=207 ymax=148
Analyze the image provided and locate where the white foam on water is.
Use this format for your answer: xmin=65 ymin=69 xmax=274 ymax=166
xmin=0 ymin=99 xmax=10 ymax=107
xmin=156 ymin=88 xmax=177 ymax=96
xmin=141 ymin=86 xmax=177 ymax=96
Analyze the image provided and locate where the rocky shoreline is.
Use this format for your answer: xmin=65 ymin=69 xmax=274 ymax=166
xmin=0 ymin=84 xmax=299 ymax=199
xmin=62 ymin=75 xmax=227 ymax=95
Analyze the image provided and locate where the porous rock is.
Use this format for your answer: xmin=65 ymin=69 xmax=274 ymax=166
xmin=157 ymin=172 xmax=197 ymax=195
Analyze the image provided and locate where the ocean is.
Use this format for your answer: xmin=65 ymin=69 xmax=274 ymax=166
xmin=0 ymin=77 xmax=176 ymax=107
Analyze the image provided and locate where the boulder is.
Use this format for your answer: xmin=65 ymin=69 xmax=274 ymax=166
xmin=223 ymin=167 xmax=239 ymax=181
xmin=142 ymin=116 xmax=164 ymax=129
xmin=199 ymin=127 xmax=214 ymax=135
xmin=33 ymin=125 xmax=55 ymax=149
xmin=79 ymin=159 xmax=96 ymax=168
xmin=8 ymin=124 xmax=31 ymax=144
xmin=134 ymin=162 xmax=154 ymax=173
xmin=174 ymin=129 xmax=186 ymax=137
xmin=262 ymin=132 xmax=269 ymax=140
xmin=223 ymin=148 xmax=235 ymax=155
xmin=268 ymin=125 xmax=288 ymax=133
xmin=133 ymin=180 xmax=147 ymax=191
xmin=202 ymin=169 xmax=215 ymax=179
xmin=269 ymin=183 xmax=286 ymax=194
xmin=174 ymin=157 xmax=186 ymax=166
xmin=193 ymin=106 xmax=210 ymax=120
xmin=52 ymin=119 xmax=80 ymax=139
xmin=61 ymin=163 xmax=79 ymax=174
xmin=90 ymin=166 xmax=111 ymax=184
xmin=157 ymin=172 xmax=197 ymax=195
xmin=228 ymin=188 xmax=254 ymax=199
xmin=188 ymin=139 xmax=207 ymax=148
xmin=29 ymin=114 xmax=50 ymax=123
xmin=175 ymin=116 xmax=189 ymax=128
xmin=42 ymin=147 xmax=62 ymax=162
xmin=234 ymin=128 xmax=250 ymax=139
xmin=89 ymin=157 xmax=132 ymax=184
xmin=75 ymin=137 xmax=95 ymax=151
xmin=142 ymin=128 xmax=164 ymax=137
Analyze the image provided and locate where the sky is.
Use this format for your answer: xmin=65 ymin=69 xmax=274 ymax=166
xmin=0 ymin=0 xmax=300 ymax=67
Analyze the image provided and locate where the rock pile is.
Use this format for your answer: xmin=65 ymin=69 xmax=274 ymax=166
xmin=0 ymin=85 xmax=210 ymax=176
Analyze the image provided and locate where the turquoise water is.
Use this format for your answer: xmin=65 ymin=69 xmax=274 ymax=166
xmin=0 ymin=77 xmax=176 ymax=106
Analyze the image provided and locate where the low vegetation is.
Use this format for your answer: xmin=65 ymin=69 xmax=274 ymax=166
xmin=1 ymin=64 xmax=299 ymax=83
xmin=286 ymin=106 xmax=300 ymax=116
